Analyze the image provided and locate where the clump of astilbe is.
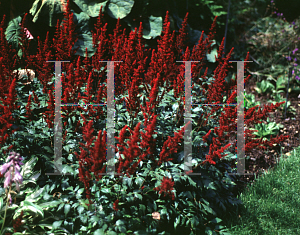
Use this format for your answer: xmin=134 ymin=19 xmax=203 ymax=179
xmin=0 ymin=151 xmax=24 ymax=234
xmin=0 ymin=1 xmax=291 ymax=233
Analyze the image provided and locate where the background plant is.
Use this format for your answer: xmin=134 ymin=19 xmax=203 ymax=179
xmin=244 ymin=1 xmax=300 ymax=99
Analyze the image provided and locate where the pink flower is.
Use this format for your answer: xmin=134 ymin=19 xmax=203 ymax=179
xmin=18 ymin=23 xmax=34 ymax=39
xmin=0 ymin=152 xmax=24 ymax=193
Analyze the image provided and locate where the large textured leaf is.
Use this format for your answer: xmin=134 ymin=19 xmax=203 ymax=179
xmin=206 ymin=40 xmax=218 ymax=63
xmin=16 ymin=200 xmax=44 ymax=219
xmin=107 ymin=0 xmax=134 ymax=19
xmin=142 ymin=15 xmax=163 ymax=39
xmin=124 ymin=14 xmax=163 ymax=39
xmin=25 ymin=187 xmax=44 ymax=200
xmin=29 ymin=0 xmax=66 ymax=27
xmin=73 ymin=0 xmax=108 ymax=18
xmin=73 ymin=12 xmax=96 ymax=57
xmin=5 ymin=16 xmax=22 ymax=49
xmin=20 ymin=156 xmax=38 ymax=177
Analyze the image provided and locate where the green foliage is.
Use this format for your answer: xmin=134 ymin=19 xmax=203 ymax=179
xmin=245 ymin=15 xmax=300 ymax=95
xmin=0 ymin=2 xmax=290 ymax=234
xmin=106 ymin=0 xmax=134 ymax=19
xmin=0 ymin=59 xmax=246 ymax=234
xmin=4 ymin=15 xmax=23 ymax=58
xmin=248 ymin=117 xmax=284 ymax=142
xmin=29 ymin=0 xmax=66 ymax=27
xmin=73 ymin=0 xmax=108 ymax=18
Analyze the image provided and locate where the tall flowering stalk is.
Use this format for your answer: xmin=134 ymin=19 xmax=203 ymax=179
xmin=74 ymin=115 xmax=107 ymax=206
xmin=200 ymin=47 xmax=289 ymax=166
xmin=0 ymin=77 xmax=20 ymax=155
xmin=0 ymin=152 xmax=24 ymax=234
xmin=153 ymin=176 xmax=175 ymax=201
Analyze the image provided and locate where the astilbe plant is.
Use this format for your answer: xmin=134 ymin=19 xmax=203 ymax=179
xmin=0 ymin=0 xmax=290 ymax=233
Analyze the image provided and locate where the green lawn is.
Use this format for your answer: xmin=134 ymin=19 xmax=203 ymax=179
xmin=223 ymin=146 xmax=300 ymax=234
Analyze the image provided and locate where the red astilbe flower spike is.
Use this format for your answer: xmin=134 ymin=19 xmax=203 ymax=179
xmin=113 ymin=199 xmax=119 ymax=211
xmin=92 ymin=22 xmax=109 ymax=77
xmin=189 ymin=17 xmax=218 ymax=89
xmin=108 ymin=18 xmax=123 ymax=57
xmin=173 ymin=46 xmax=197 ymax=104
xmin=176 ymin=12 xmax=189 ymax=59
xmin=74 ymin=57 xmax=86 ymax=97
xmin=0 ymin=78 xmax=20 ymax=155
xmin=144 ymin=11 xmax=177 ymax=92
xmin=157 ymin=125 xmax=187 ymax=166
xmin=154 ymin=177 xmax=175 ymax=201
xmin=124 ymin=63 xmax=146 ymax=119
xmin=205 ymin=48 xmax=235 ymax=119
xmin=52 ymin=0 xmax=78 ymax=66
xmin=18 ymin=13 xmax=35 ymax=70
xmin=0 ymin=16 xmax=17 ymax=93
xmin=206 ymin=16 xmax=218 ymax=55
xmin=32 ymin=90 xmax=40 ymax=106
xmin=92 ymin=6 xmax=105 ymax=47
xmin=24 ymin=94 xmax=32 ymax=121
xmin=116 ymin=123 xmax=142 ymax=178
xmin=74 ymin=115 xmax=114 ymax=205
xmin=144 ymin=74 xmax=160 ymax=115
xmin=74 ymin=118 xmax=96 ymax=205
xmin=90 ymin=129 xmax=107 ymax=182
xmin=139 ymin=114 xmax=158 ymax=163
xmin=12 ymin=211 xmax=24 ymax=233
xmin=199 ymin=49 xmax=289 ymax=167
xmin=43 ymin=90 xmax=55 ymax=129
xmin=81 ymin=71 xmax=94 ymax=105
xmin=33 ymin=32 xmax=53 ymax=94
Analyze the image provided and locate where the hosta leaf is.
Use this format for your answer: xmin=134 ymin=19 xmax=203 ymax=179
xmin=144 ymin=15 xmax=163 ymax=40
xmin=206 ymin=41 xmax=218 ymax=63
xmin=29 ymin=0 xmax=66 ymax=27
xmin=73 ymin=12 xmax=96 ymax=57
xmin=26 ymin=187 xmax=44 ymax=200
xmin=17 ymin=200 xmax=44 ymax=219
xmin=5 ymin=16 xmax=22 ymax=49
xmin=21 ymin=156 xmax=38 ymax=177
xmin=73 ymin=0 xmax=108 ymax=18
xmin=107 ymin=0 xmax=134 ymax=19
xmin=39 ymin=200 xmax=61 ymax=209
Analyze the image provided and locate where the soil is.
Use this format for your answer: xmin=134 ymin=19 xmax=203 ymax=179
xmin=227 ymin=73 xmax=300 ymax=198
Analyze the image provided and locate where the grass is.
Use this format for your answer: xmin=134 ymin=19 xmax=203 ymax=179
xmin=223 ymin=145 xmax=300 ymax=234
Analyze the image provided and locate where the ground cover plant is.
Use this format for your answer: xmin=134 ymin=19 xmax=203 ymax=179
xmin=0 ymin=0 xmax=291 ymax=234
xmin=223 ymin=145 xmax=300 ymax=234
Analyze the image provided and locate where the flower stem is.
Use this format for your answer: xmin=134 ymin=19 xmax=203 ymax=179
xmin=0 ymin=184 xmax=12 ymax=234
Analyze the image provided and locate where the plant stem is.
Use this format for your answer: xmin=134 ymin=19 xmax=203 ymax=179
xmin=0 ymin=185 xmax=12 ymax=235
